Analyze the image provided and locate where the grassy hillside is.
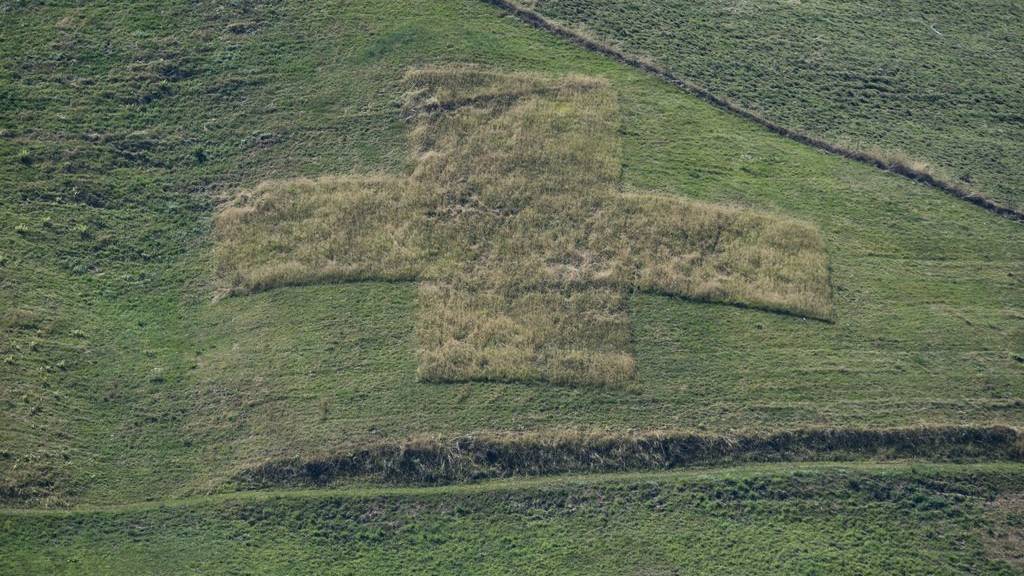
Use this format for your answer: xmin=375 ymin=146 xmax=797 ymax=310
xmin=3 ymin=463 xmax=1024 ymax=575
xmin=2 ymin=1 xmax=1023 ymax=572
xmin=2 ymin=0 xmax=1022 ymax=510
xmin=527 ymin=0 xmax=1024 ymax=211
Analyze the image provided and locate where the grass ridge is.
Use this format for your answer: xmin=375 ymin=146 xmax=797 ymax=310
xmin=3 ymin=461 xmax=1019 ymax=516
xmin=232 ymin=425 xmax=1023 ymax=489
xmin=483 ymin=0 xmax=1024 ymax=224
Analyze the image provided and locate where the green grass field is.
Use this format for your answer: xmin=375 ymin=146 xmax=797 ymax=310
xmin=3 ymin=463 xmax=1024 ymax=575
xmin=1 ymin=0 xmax=1022 ymax=572
xmin=527 ymin=0 xmax=1024 ymax=211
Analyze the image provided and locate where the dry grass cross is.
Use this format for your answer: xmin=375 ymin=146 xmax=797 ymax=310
xmin=215 ymin=66 xmax=831 ymax=387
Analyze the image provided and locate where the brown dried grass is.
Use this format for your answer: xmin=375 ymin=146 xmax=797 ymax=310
xmin=214 ymin=65 xmax=831 ymax=386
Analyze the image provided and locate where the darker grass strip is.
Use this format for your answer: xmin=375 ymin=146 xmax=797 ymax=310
xmin=233 ymin=426 xmax=1023 ymax=489
xmin=482 ymin=0 xmax=1024 ymax=224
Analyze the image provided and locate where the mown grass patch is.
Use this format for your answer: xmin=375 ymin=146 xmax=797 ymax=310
xmin=527 ymin=0 xmax=1024 ymax=212
xmin=983 ymin=491 xmax=1024 ymax=570
xmin=4 ymin=463 xmax=1024 ymax=575
xmin=215 ymin=66 xmax=830 ymax=386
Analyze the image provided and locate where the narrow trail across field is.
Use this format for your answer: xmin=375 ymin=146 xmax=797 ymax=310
xmin=2 ymin=460 xmax=1018 ymax=516
xmin=482 ymin=0 xmax=1024 ymax=224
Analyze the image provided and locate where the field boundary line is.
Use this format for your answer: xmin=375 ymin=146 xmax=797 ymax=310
xmin=3 ymin=460 xmax=1021 ymax=516
xmin=482 ymin=0 xmax=1024 ymax=224
xmin=232 ymin=425 xmax=1023 ymax=490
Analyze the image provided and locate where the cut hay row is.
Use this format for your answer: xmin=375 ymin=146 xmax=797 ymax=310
xmin=482 ymin=0 xmax=1024 ymax=224
xmin=215 ymin=66 xmax=831 ymax=386
xmin=232 ymin=425 xmax=1024 ymax=489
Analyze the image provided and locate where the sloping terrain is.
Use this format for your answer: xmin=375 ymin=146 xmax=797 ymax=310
xmin=1 ymin=0 xmax=1022 ymax=573
xmin=524 ymin=0 xmax=1024 ymax=211
xmin=4 ymin=464 xmax=1024 ymax=575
